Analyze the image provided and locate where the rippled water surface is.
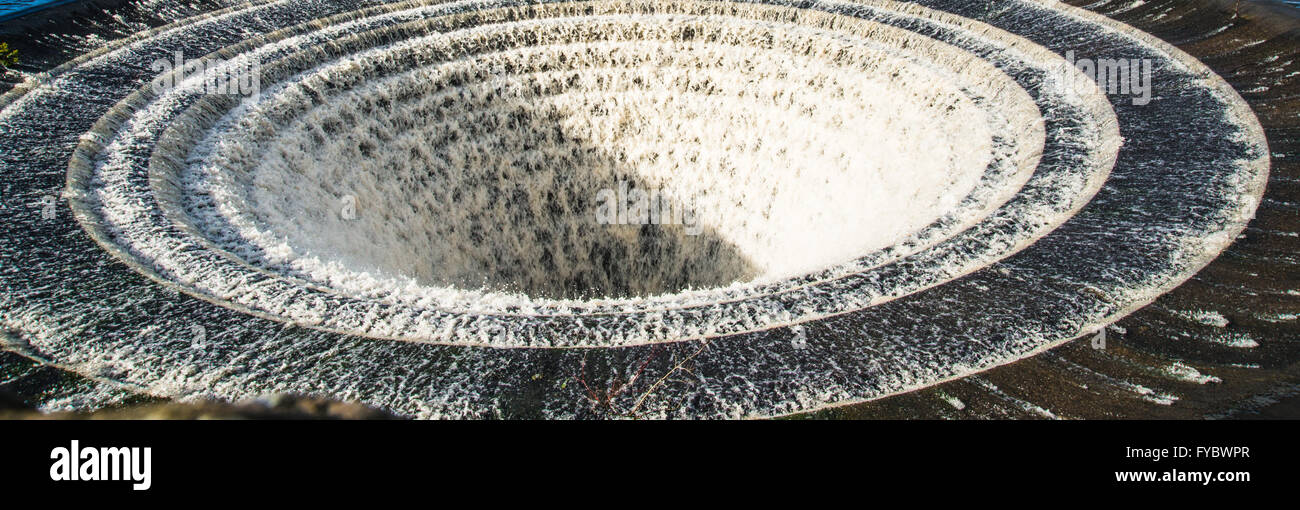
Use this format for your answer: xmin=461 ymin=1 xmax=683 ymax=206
xmin=0 ymin=0 xmax=72 ymax=21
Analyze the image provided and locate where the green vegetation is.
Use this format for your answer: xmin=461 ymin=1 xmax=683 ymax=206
xmin=0 ymin=42 xmax=18 ymax=69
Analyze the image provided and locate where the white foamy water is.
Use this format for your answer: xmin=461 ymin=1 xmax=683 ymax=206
xmin=70 ymin=0 xmax=1104 ymax=346
xmin=191 ymin=29 xmax=1002 ymax=300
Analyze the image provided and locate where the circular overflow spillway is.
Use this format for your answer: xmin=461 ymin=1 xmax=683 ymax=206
xmin=0 ymin=0 xmax=1275 ymax=417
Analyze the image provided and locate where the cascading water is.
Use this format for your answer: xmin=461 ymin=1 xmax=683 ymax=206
xmin=0 ymin=0 xmax=1274 ymax=417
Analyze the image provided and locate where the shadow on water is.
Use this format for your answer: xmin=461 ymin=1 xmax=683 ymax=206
xmin=389 ymin=98 xmax=762 ymax=300
xmin=192 ymin=79 xmax=762 ymax=301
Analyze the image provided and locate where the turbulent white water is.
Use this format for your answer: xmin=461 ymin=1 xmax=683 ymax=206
xmin=187 ymin=11 xmax=1046 ymax=300
xmin=71 ymin=0 xmax=1097 ymax=346
xmin=0 ymin=0 xmax=1270 ymax=417
xmin=200 ymin=35 xmax=997 ymax=299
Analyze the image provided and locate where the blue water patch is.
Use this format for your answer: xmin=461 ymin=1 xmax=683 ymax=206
xmin=1 ymin=0 xmax=81 ymax=22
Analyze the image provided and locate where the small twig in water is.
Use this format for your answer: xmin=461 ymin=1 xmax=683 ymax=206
xmin=572 ymin=345 xmax=661 ymax=413
xmin=628 ymin=340 xmax=710 ymax=418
